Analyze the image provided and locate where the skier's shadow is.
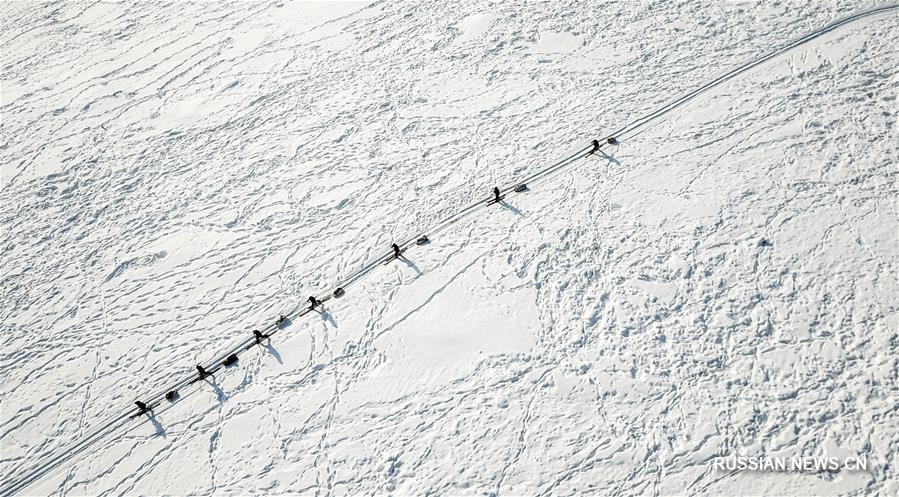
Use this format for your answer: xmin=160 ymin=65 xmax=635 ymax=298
xmin=399 ymin=255 xmax=422 ymax=275
xmin=316 ymin=306 xmax=338 ymax=328
xmin=499 ymin=200 xmax=525 ymax=217
xmin=147 ymin=411 xmax=166 ymax=437
xmin=599 ymin=151 xmax=621 ymax=167
xmin=203 ymin=376 xmax=228 ymax=404
xmin=261 ymin=340 xmax=283 ymax=364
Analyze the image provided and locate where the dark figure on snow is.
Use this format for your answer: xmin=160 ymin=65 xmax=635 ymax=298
xmin=135 ymin=400 xmax=150 ymax=414
xmin=591 ymin=139 xmax=600 ymax=153
xmin=493 ymin=187 xmax=501 ymax=202
xmin=253 ymin=329 xmax=267 ymax=343
xmin=606 ymin=137 xmax=617 ymax=145
xmin=309 ymin=296 xmax=319 ymax=309
xmin=392 ymin=243 xmax=401 ymax=257
xmin=196 ymin=364 xmax=210 ymax=379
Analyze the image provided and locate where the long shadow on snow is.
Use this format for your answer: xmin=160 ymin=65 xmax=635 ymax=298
xmin=146 ymin=411 xmax=165 ymax=437
xmin=398 ymin=255 xmax=423 ymax=275
xmin=499 ymin=200 xmax=525 ymax=217
xmin=315 ymin=306 xmax=338 ymax=327
xmin=203 ymin=376 xmax=228 ymax=404
xmin=260 ymin=339 xmax=283 ymax=364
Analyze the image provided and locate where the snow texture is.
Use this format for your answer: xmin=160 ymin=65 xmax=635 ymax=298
xmin=2 ymin=1 xmax=898 ymax=495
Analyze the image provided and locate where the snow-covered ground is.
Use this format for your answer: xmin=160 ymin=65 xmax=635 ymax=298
xmin=2 ymin=1 xmax=898 ymax=495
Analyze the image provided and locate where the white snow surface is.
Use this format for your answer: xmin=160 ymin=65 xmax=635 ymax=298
xmin=2 ymin=1 xmax=898 ymax=496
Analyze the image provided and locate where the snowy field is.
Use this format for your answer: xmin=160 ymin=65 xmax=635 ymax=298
xmin=2 ymin=1 xmax=898 ymax=495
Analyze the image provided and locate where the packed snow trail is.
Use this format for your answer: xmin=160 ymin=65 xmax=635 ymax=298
xmin=1 ymin=4 xmax=897 ymax=496
xmin=0 ymin=142 xmax=597 ymax=497
xmin=604 ymin=3 xmax=899 ymax=143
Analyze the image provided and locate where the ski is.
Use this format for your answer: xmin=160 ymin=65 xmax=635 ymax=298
xmin=486 ymin=195 xmax=506 ymax=206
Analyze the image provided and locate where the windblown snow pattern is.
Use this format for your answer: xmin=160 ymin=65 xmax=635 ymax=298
xmin=2 ymin=1 xmax=898 ymax=496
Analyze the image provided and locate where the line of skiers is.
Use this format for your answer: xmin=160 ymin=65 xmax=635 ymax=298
xmin=133 ymin=137 xmax=619 ymax=417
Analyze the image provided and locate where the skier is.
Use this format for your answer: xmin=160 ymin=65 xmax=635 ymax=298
xmin=253 ymin=329 xmax=267 ymax=343
xmin=135 ymin=400 xmax=150 ymax=414
xmin=591 ymin=139 xmax=600 ymax=153
xmin=196 ymin=364 xmax=210 ymax=379
xmin=392 ymin=243 xmax=401 ymax=257
xmin=309 ymin=295 xmax=320 ymax=309
xmin=276 ymin=314 xmax=286 ymax=326
xmin=493 ymin=187 xmax=501 ymax=202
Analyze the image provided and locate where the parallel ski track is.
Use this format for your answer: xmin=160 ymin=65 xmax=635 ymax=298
xmin=3 ymin=6 xmax=897 ymax=496
xmin=608 ymin=3 xmax=899 ymax=143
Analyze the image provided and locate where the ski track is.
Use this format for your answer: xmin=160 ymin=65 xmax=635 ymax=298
xmin=2 ymin=0 xmax=898 ymax=495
